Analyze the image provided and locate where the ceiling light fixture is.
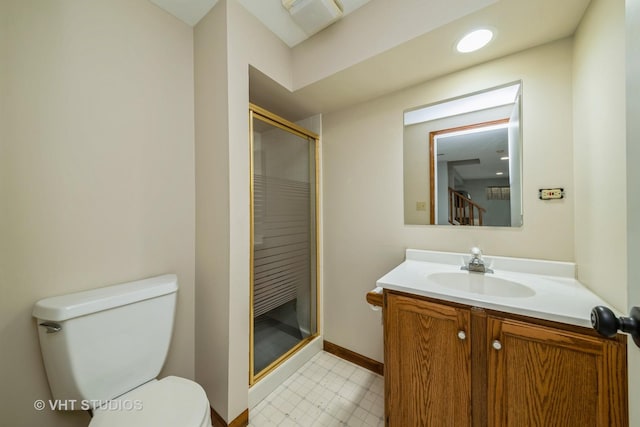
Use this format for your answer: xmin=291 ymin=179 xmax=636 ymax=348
xmin=456 ymin=29 xmax=494 ymax=53
xmin=496 ymin=172 xmax=504 ymax=176
xmin=500 ymin=156 xmax=509 ymax=160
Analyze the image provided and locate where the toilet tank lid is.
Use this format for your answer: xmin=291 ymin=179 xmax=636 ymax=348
xmin=33 ymin=274 xmax=178 ymax=322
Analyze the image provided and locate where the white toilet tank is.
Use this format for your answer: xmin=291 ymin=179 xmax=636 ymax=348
xmin=33 ymin=274 xmax=178 ymax=408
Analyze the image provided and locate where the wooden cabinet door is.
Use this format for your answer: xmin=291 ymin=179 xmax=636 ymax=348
xmin=487 ymin=317 xmax=627 ymax=427
xmin=385 ymin=293 xmax=471 ymax=426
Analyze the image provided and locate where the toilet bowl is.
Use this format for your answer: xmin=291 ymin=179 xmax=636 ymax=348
xmin=33 ymin=274 xmax=211 ymax=426
xmin=89 ymin=377 xmax=211 ymax=427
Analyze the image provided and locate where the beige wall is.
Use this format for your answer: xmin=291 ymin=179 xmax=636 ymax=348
xmin=194 ymin=0 xmax=292 ymax=422
xmin=322 ymin=39 xmax=575 ymax=362
xmin=3 ymin=1 xmax=632 ymax=425
xmin=573 ymin=0 xmax=627 ymax=312
xmin=626 ymin=1 xmax=640 ymax=425
xmin=194 ymin=0 xmax=231 ymax=421
xmin=227 ymin=2 xmax=291 ymax=420
xmin=0 ymin=1 xmax=195 ymax=426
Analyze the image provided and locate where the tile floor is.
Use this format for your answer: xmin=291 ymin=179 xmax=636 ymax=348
xmin=248 ymin=351 xmax=384 ymax=427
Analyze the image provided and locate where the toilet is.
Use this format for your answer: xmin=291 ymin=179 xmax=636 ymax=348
xmin=33 ymin=274 xmax=211 ymax=427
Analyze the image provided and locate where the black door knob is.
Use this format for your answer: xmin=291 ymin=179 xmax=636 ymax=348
xmin=590 ymin=306 xmax=619 ymax=337
xmin=591 ymin=305 xmax=640 ymax=348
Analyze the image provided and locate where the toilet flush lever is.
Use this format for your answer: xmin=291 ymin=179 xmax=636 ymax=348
xmin=591 ymin=306 xmax=640 ymax=348
xmin=39 ymin=322 xmax=62 ymax=334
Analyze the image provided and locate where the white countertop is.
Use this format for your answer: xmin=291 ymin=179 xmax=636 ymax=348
xmin=376 ymin=249 xmax=614 ymax=328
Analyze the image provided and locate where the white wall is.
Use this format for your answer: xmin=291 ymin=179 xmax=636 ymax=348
xmin=0 ymin=1 xmax=195 ymax=426
xmin=573 ymin=0 xmax=627 ymax=311
xmin=322 ymin=39 xmax=575 ymax=362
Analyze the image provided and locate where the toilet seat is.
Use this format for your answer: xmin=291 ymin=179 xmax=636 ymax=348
xmin=89 ymin=376 xmax=211 ymax=427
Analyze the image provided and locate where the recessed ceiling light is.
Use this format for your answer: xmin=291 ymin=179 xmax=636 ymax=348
xmin=500 ymin=156 xmax=509 ymax=160
xmin=456 ymin=29 xmax=493 ymax=53
xmin=496 ymin=172 xmax=504 ymax=176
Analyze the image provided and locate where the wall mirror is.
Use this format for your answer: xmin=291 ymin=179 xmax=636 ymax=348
xmin=403 ymin=81 xmax=523 ymax=227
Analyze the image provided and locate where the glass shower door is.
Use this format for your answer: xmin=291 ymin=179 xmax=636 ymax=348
xmin=249 ymin=105 xmax=319 ymax=384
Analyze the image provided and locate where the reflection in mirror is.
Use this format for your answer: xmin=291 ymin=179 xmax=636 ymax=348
xmin=403 ymin=82 xmax=522 ymax=227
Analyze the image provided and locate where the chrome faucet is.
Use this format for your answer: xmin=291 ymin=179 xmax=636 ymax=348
xmin=461 ymin=247 xmax=493 ymax=274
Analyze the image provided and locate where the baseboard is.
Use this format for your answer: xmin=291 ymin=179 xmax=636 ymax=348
xmin=323 ymin=340 xmax=384 ymax=376
xmin=210 ymin=407 xmax=249 ymax=427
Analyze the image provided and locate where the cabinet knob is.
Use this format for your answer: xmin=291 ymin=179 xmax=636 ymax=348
xmin=492 ymin=340 xmax=502 ymax=350
xmin=457 ymin=330 xmax=466 ymax=340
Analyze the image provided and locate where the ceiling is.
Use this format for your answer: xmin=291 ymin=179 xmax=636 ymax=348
xmin=149 ymin=0 xmax=219 ymax=26
xmin=149 ymin=0 xmax=373 ymax=46
xmin=249 ymin=0 xmax=591 ymax=120
xmin=237 ymin=0 xmax=372 ymax=47
xmin=148 ymin=0 xmax=592 ymax=120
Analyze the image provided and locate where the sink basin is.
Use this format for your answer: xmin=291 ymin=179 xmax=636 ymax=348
xmin=427 ymin=272 xmax=536 ymax=298
xmin=376 ymin=249 xmax=612 ymax=328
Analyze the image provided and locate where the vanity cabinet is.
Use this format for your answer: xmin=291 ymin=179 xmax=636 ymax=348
xmin=383 ymin=290 xmax=628 ymax=427
xmin=384 ymin=292 xmax=471 ymax=426
xmin=487 ymin=316 xmax=627 ymax=426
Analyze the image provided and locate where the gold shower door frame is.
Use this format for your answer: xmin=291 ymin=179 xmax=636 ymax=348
xmin=249 ymin=103 xmax=320 ymax=386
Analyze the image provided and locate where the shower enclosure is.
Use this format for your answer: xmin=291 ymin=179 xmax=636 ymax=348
xmin=249 ymin=104 xmax=319 ymax=384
